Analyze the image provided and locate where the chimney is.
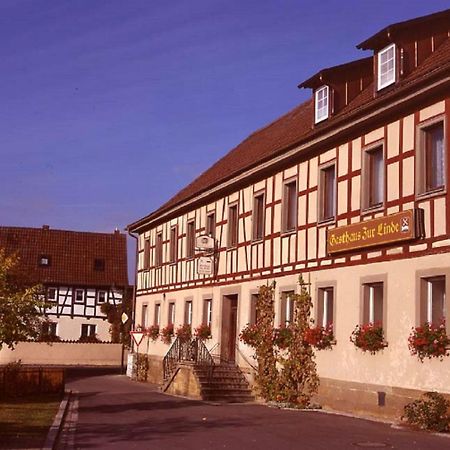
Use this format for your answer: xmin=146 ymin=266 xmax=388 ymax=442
xmin=42 ymin=225 xmax=50 ymax=230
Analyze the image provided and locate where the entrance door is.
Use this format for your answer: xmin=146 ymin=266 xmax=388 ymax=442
xmin=221 ymin=294 xmax=238 ymax=363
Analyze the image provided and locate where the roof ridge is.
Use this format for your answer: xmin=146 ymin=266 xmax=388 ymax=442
xmin=0 ymin=225 xmax=124 ymax=236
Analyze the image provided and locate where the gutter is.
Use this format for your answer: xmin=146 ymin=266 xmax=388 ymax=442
xmin=127 ymin=229 xmax=139 ymax=352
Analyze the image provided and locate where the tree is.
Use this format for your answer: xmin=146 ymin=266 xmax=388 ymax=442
xmin=0 ymin=248 xmax=48 ymax=349
xmin=100 ymin=289 xmax=132 ymax=346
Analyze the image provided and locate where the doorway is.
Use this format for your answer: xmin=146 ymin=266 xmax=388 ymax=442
xmin=221 ymin=294 xmax=238 ymax=363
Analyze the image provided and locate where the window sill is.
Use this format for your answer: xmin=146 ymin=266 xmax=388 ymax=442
xmin=361 ymin=204 xmax=384 ymax=217
xmin=281 ymin=229 xmax=296 ymax=237
xmin=416 ymin=187 xmax=446 ymax=201
xmin=317 ymin=217 xmax=336 ymax=228
xmin=251 ymin=237 xmax=264 ymax=244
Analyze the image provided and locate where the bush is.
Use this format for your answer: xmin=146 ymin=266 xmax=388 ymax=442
xmin=239 ymin=323 xmax=260 ymax=348
xmin=403 ymin=392 xmax=450 ymax=432
xmin=78 ymin=335 xmax=101 ymax=343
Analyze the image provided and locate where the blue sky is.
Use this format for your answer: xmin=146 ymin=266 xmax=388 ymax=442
xmin=1 ymin=0 xmax=448 ymax=277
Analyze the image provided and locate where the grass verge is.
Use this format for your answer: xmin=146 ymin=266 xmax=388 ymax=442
xmin=0 ymin=393 xmax=62 ymax=449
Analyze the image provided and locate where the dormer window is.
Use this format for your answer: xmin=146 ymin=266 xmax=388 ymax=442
xmin=377 ymin=44 xmax=396 ymax=90
xmin=315 ymin=85 xmax=329 ymax=124
xmin=39 ymin=255 xmax=51 ymax=267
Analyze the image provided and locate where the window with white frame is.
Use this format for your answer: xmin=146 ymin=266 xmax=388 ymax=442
xmin=317 ymin=287 xmax=334 ymax=328
xmin=141 ymin=304 xmax=148 ymax=328
xmin=363 ymin=283 xmax=384 ymax=325
xmin=280 ymin=290 xmax=295 ymax=326
xmin=204 ymin=298 xmax=212 ymax=326
xmin=417 ymin=120 xmax=445 ymax=195
xmin=185 ymin=300 xmax=193 ymax=325
xmin=47 ymin=287 xmax=57 ymax=302
xmin=362 ymin=145 xmax=384 ymax=210
xmin=315 ymin=85 xmax=329 ymax=123
xmin=81 ymin=324 xmax=96 ymax=338
xmin=168 ymin=302 xmax=176 ymax=325
xmin=422 ymin=276 xmax=446 ymax=324
xmin=377 ymin=44 xmax=396 ymax=90
xmin=154 ymin=303 xmax=161 ymax=326
xmin=97 ymin=290 xmax=107 ymax=304
xmin=319 ymin=163 xmax=336 ymax=222
xmin=74 ymin=289 xmax=84 ymax=303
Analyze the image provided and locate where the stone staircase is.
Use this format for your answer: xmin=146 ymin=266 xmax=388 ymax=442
xmin=195 ymin=363 xmax=254 ymax=403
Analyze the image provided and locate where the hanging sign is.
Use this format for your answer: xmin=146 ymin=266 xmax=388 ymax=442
xmin=196 ymin=235 xmax=215 ymax=250
xmin=198 ymin=256 xmax=214 ymax=275
xmin=327 ymin=209 xmax=424 ymax=255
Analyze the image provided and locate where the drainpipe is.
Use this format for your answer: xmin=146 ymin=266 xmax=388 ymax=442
xmin=127 ymin=228 xmax=139 ymax=354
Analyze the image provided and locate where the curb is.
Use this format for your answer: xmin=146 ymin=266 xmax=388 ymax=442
xmin=42 ymin=390 xmax=71 ymax=450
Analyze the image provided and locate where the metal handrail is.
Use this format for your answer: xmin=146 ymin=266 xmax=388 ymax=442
xmin=162 ymin=337 xmax=215 ymax=381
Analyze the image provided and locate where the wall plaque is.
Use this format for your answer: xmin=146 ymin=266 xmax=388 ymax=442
xmin=198 ymin=256 xmax=214 ymax=275
xmin=327 ymin=209 xmax=424 ymax=255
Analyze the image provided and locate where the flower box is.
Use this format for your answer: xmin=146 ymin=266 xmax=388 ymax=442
xmin=408 ymin=322 xmax=450 ymax=362
xmin=350 ymin=322 xmax=387 ymax=354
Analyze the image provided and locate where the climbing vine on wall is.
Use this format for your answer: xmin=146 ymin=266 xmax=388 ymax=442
xmin=247 ymin=276 xmax=319 ymax=407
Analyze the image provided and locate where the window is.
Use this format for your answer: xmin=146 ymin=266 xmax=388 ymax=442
xmin=168 ymin=302 xmax=176 ymax=325
xmin=74 ymin=289 xmax=84 ymax=303
xmin=283 ymin=180 xmax=297 ymax=232
xmin=143 ymin=238 xmax=150 ymax=270
xmin=185 ymin=300 xmax=193 ymax=325
xmin=317 ymin=287 xmax=334 ymax=328
xmin=42 ymin=321 xmax=57 ymax=337
xmin=141 ymin=304 xmax=148 ymax=328
xmin=253 ymin=193 xmax=265 ymax=240
xmin=319 ymin=163 xmax=336 ymax=222
xmin=362 ymin=283 xmax=384 ymax=325
xmin=155 ymin=232 xmax=163 ymax=266
xmin=377 ymin=44 xmax=396 ymax=90
xmin=421 ymin=276 xmax=446 ymax=324
xmin=170 ymin=226 xmax=178 ymax=263
xmin=206 ymin=212 xmax=216 ymax=238
xmin=47 ymin=287 xmax=57 ymax=302
xmin=203 ymin=299 xmax=212 ymax=326
xmin=280 ymin=290 xmax=295 ymax=326
xmin=39 ymin=255 xmax=51 ymax=267
xmin=250 ymin=293 xmax=259 ymax=325
xmin=94 ymin=258 xmax=105 ymax=271
xmin=81 ymin=324 xmax=96 ymax=338
xmin=315 ymin=85 xmax=329 ymax=123
xmin=187 ymin=220 xmax=195 ymax=258
xmin=154 ymin=303 xmax=161 ymax=326
xmin=362 ymin=145 xmax=384 ymax=210
xmin=228 ymin=204 xmax=238 ymax=247
xmin=97 ymin=290 xmax=107 ymax=304
xmin=417 ymin=121 xmax=445 ymax=195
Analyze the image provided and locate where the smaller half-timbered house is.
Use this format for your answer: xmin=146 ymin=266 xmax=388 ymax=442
xmin=0 ymin=225 xmax=129 ymax=341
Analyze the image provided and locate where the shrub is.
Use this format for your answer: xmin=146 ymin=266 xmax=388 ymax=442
xmin=273 ymin=326 xmax=293 ymax=349
xmin=175 ymin=324 xmax=192 ymax=343
xmin=78 ymin=335 xmax=101 ymax=343
xmin=160 ymin=324 xmax=174 ymax=344
xmin=350 ymin=322 xmax=386 ymax=354
xmin=408 ymin=322 xmax=450 ymax=362
xmin=194 ymin=323 xmax=211 ymax=341
xmin=146 ymin=325 xmax=160 ymax=341
xmin=304 ymin=324 xmax=335 ymax=350
xmin=239 ymin=323 xmax=260 ymax=348
xmin=402 ymin=392 xmax=450 ymax=432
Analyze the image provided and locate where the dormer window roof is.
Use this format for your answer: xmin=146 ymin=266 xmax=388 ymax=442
xmin=315 ymin=85 xmax=329 ymax=124
xmin=377 ymin=44 xmax=396 ymax=90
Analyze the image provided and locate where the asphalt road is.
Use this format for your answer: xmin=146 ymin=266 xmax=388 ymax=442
xmin=62 ymin=374 xmax=449 ymax=450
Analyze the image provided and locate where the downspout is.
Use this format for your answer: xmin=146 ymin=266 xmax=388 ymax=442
xmin=127 ymin=228 xmax=139 ymax=354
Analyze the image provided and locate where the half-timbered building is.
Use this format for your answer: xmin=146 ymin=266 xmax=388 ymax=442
xmin=128 ymin=9 xmax=450 ymax=416
xmin=0 ymin=225 xmax=129 ymax=342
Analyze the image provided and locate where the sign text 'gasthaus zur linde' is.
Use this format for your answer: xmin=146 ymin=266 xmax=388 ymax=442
xmin=327 ymin=209 xmax=424 ymax=255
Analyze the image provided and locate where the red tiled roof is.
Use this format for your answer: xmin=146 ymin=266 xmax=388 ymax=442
xmin=128 ymin=34 xmax=450 ymax=232
xmin=0 ymin=226 xmax=128 ymax=287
